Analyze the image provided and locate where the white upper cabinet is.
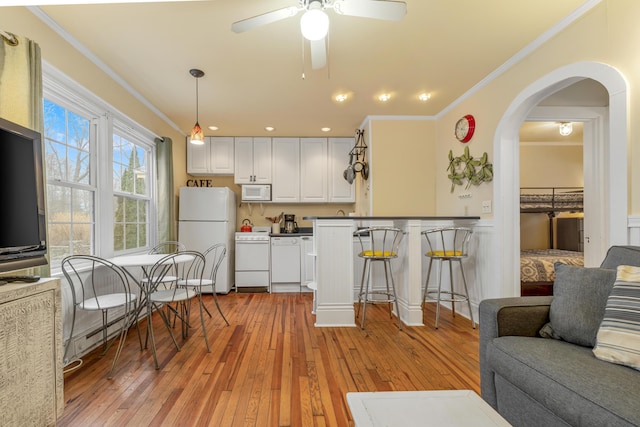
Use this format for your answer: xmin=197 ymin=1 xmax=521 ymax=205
xmin=328 ymin=137 xmax=355 ymax=202
xmin=187 ymin=136 xmax=234 ymax=175
xmin=271 ymin=137 xmax=300 ymax=202
xmin=234 ymin=137 xmax=272 ymax=184
xmin=300 ymin=137 xmax=328 ymax=203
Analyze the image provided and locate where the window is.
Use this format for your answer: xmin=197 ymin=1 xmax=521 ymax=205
xmin=43 ymin=98 xmax=95 ymax=266
xmin=113 ymin=129 xmax=150 ymax=252
xmin=43 ymin=66 xmax=157 ymax=271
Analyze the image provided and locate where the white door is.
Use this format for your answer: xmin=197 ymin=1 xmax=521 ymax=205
xmin=234 ymin=137 xmax=254 ymax=184
xmin=252 ymin=137 xmax=272 ymax=183
xmin=329 ymin=137 xmax=355 ymax=202
xmin=272 ymin=137 xmax=300 ymax=202
xmin=300 ymin=138 xmax=328 ymax=203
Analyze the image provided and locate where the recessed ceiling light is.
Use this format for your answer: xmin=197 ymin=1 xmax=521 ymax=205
xmin=418 ymin=93 xmax=431 ymax=102
xmin=265 ymin=126 xmax=275 ymax=132
xmin=321 ymin=127 xmax=331 ymax=132
xmin=208 ymin=125 xmax=219 ymax=131
xmin=378 ymin=93 xmax=391 ymax=102
xmin=335 ymin=94 xmax=348 ymax=102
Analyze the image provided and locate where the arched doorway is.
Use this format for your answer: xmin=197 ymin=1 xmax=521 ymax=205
xmin=493 ymin=62 xmax=628 ymax=297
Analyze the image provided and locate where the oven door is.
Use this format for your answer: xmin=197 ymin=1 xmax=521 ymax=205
xmin=235 ymin=240 xmax=270 ymax=288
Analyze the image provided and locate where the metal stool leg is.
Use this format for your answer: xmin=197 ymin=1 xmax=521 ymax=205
xmin=423 ymin=258 xmax=434 ymax=305
xmin=458 ymin=259 xmax=476 ymax=329
xmin=360 ymin=258 xmax=371 ymax=329
xmin=435 ymin=258 xmax=443 ymax=329
xmin=386 ymin=258 xmax=402 ymax=330
xmin=448 ymin=259 xmax=456 ymax=318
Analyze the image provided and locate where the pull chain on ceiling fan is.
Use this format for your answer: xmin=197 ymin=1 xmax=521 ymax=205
xmin=231 ymin=0 xmax=407 ymax=70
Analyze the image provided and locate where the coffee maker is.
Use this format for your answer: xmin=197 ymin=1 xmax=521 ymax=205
xmin=283 ymin=214 xmax=298 ymax=233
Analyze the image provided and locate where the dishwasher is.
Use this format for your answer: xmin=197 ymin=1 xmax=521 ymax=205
xmin=270 ymin=236 xmax=301 ymax=292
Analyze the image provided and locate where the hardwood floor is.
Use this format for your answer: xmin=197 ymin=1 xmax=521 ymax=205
xmin=57 ymin=292 xmax=480 ymax=427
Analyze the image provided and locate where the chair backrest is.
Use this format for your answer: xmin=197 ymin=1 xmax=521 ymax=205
xmin=147 ymin=250 xmax=206 ymax=292
xmin=148 ymin=241 xmax=186 ymax=255
xmin=423 ymin=227 xmax=473 ymax=259
xmin=354 ymin=227 xmax=404 ymax=259
xmin=202 ymin=243 xmax=227 ymax=285
xmin=61 ymin=255 xmax=135 ymax=311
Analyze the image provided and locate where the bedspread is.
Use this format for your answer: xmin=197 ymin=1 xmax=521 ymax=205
xmin=520 ymin=249 xmax=584 ymax=282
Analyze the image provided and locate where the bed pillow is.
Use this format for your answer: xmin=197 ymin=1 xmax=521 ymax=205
xmin=593 ymin=265 xmax=640 ymax=370
xmin=546 ymin=263 xmax=616 ymax=347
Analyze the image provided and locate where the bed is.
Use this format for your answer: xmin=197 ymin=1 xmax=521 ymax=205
xmin=520 ymin=187 xmax=585 ymax=295
xmin=520 ymin=249 xmax=584 ymax=295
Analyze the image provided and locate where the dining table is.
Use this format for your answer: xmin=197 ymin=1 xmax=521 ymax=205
xmin=109 ymin=252 xmax=195 ymax=367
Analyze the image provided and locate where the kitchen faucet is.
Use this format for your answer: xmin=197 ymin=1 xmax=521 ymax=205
xmin=336 ymin=209 xmax=346 ymax=216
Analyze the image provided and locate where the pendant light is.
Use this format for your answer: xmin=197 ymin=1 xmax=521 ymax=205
xmin=189 ymin=68 xmax=205 ymax=145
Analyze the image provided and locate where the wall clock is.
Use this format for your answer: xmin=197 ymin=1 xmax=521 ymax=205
xmin=455 ymin=114 xmax=476 ymax=143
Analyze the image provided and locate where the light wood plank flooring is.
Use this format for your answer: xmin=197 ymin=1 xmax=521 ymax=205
xmin=57 ymin=292 xmax=480 ymax=426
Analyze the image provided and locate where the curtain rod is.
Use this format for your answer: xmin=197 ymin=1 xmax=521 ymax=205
xmin=0 ymin=30 xmax=18 ymax=46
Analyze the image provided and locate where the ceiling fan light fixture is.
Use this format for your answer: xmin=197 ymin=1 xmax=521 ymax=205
xmin=300 ymin=8 xmax=329 ymax=41
xmin=189 ymin=68 xmax=206 ymax=145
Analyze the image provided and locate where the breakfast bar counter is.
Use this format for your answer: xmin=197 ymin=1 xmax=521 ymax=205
xmin=304 ymin=216 xmax=480 ymax=327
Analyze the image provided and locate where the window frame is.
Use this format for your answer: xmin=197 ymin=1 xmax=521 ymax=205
xmin=43 ymin=63 xmax=158 ymax=274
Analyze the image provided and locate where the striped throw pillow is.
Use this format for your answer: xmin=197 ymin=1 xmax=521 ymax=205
xmin=593 ymin=265 xmax=640 ymax=370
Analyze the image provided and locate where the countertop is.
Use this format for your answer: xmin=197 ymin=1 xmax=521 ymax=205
xmin=303 ymin=216 xmax=481 ymax=221
xmin=270 ymin=226 xmax=313 ymax=237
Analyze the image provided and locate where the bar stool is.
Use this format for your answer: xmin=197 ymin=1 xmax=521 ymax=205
xmin=354 ymin=227 xmax=404 ymax=330
xmin=422 ymin=227 xmax=476 ymax=329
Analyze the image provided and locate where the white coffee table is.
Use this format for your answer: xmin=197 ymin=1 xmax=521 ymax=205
xmin=346 ymin=390 xmax=511 ymax=427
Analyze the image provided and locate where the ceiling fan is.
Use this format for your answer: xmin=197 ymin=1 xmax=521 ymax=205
xmin=231 ymin=0 xmax=407 ymax=70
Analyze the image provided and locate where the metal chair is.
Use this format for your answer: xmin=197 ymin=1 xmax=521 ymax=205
xmin=422 ymin=227 xmax=476 ymax=329
xmin=142 ymin=240 xmax=186 ymax=288
xmin=178 ymin=243 xmax=230 ymax=326
xmin=353 ymin=227 xmax=404 ymax=330
xmin=61 ymin=255 xmax=139 ymax=379
xmin=146 ymin=250 xmax=208 ymax=369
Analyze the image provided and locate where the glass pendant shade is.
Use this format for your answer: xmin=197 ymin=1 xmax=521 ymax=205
xmin=190 ymin=122 xmax=204 ymax=145
xmin=300 ymin=9 xmax=329 ymax=41
xmin=189 ymin=68 xmax=205 ymax=145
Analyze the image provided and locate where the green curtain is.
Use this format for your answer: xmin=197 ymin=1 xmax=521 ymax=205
xmin=0 ymin=31 xmax=48 ymax=276
xmin=155 ymin=137 xmax=175 ymax=243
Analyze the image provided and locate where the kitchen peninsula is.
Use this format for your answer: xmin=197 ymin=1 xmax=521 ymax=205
xmin=305 ymin=216 xmax=480 ymax=327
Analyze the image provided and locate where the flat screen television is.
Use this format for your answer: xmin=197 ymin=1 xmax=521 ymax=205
xmin=0 ymin=116 xmax=47 ymax=273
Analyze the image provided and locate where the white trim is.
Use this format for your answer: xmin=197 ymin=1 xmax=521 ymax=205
xmin=494 ymin=62 xmax=628 ymax=298
xmin=43 ymin=62 xmax=159 ymax=142
xmin=29 ymin=6 xmax=184 ymax=137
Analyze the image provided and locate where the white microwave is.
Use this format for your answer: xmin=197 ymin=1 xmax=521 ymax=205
xmin=241 ymin=184 xmax=271 ymax=202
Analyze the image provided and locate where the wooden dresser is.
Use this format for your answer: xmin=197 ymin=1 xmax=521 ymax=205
xmin=0 ymin=278 xmax=64 ymax=426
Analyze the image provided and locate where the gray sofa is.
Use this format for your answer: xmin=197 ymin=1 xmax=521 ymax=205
xmin=480 ymin=246 xmax=640 ymax=427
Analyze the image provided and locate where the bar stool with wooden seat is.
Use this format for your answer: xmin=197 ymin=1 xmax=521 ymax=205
xmin=422 ymin=227 xmax=476 ymax=329
xmin=354 ymin=226 xmax=404 ymax=330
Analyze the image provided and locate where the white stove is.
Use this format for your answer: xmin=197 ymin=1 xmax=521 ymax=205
xmin=235 ymin=226 xmax=271 ymax=290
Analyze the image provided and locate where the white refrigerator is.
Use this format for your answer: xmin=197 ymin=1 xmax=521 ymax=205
xmin=178 ymin=186 xmax=236 ymax=293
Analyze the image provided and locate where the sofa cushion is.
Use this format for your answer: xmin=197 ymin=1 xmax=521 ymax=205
xmin=548 ymin=263 xmax=616 ymax=347
xmin=600 ymin=246 xmax=640 ymax=269
xmin=487 ymin=336 xmax=640 ymax=426
xmin=593 ymin=265 xmax=640 ymax=370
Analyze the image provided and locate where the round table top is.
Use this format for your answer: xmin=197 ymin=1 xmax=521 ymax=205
xmin=110 ymin=253 xmax=194 ymax=268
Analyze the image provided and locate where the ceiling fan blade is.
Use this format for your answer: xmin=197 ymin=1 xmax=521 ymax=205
xmin=231 ymin=6 xmax=299 ymax=33
xmin=310 ymin=38 xmax=327 ymax=70
xmin=333 ymin=0 xmax=407 ymax=21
